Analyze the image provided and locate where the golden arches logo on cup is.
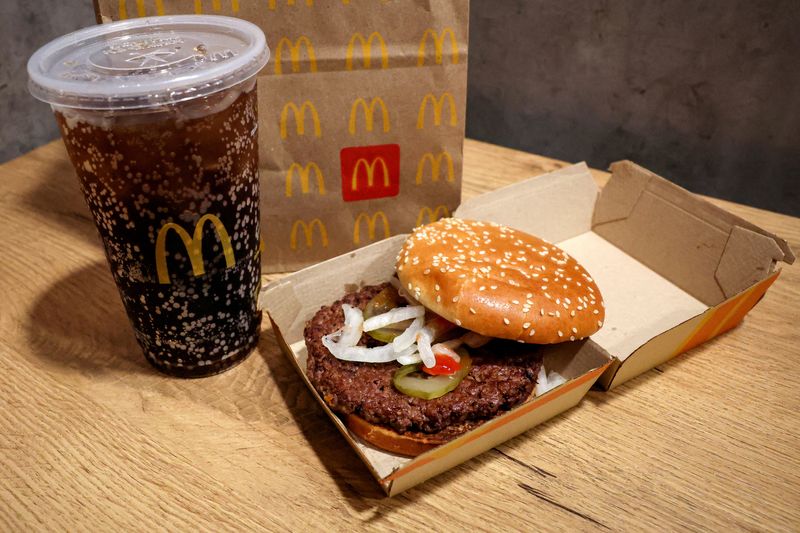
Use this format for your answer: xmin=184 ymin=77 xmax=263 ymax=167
xmin=346 ymin=32 xmax=389 ymax=70
xmin=353 ymin=211 xmax=390 ymax=245
xmin=280 ymin=100 xmax=321 ymax=139
xmin=416 ymin=151 xmax=454 ymax=184
xmin=155 ymin=214 xmax=235 ymax=284
xmin=416 ymin=205 xmax=451 ymax=227
xmin=416 ymin=92 xmax=458 ymax=129
xmin=285 ymin=162 xmax=326 ymax=197
xmin=269 ymin=0 xmax=314 ymax=10
xmin=290 ymin=218 xmax=329 ymax=250
xmin=340 ymin=144 xmax=400 ymax=202
xmin=349 ymin=97 xmax=390 ymax=135
xmin=274 ymin=36 xmax=317 ymax=75
xmin=417 ymin=28 xmax=458 ymax=66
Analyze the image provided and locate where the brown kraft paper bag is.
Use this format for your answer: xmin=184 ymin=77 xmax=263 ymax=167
xmin=95 ymin=0 xmax=469 ymax=272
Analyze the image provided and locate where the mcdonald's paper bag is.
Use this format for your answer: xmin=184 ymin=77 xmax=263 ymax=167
xmin=95 ymin=0 xmax=469 ymax=272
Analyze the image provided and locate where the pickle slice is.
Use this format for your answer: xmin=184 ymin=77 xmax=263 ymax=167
xmin=392 ymin=351 xmax=472 ymax=400
xmin=364 ymin=286 xmax=412 ymax=343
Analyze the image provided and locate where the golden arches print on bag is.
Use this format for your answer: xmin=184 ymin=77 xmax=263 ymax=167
xmin=290 ymin=218 xmax=329 ymax=250
xmin=346 ymin=32 xmax=389 ymax=70
xmin=280 ymin=100 xmax=321 ymax=139
xmin=353 ymin=211 xmax=390 ymax=245
xmin=418 ymin=28 xmax=459 ymax=66
xmin=98 ymin=0 xmax=470 ymax=273
xmin=416 ymin=151 xmax=455 ymax=184
xmin=349 ymin=97 xmax=390 ymax=134
xmin=416 ymin=205 xmax=451 ymax=227
xmin=285 ymin=162 xmax=326 ymax=197
xmin=417 ymin=92 xmax=458 ymax=129
xmin=274 ymin=36 xmax=317 ymax=74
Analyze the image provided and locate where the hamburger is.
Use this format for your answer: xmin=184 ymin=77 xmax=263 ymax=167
xmin=304 ymin=218 xmax=604 ymax=456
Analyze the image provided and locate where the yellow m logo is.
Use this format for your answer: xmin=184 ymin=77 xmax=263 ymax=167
xmin=416 ymin=151 xmax=454 ymax=184
xmin=269 ymin=0 xmax=313 ymax=9
xmin=353 ymin=211 xmax=390 ymax=245
xmin=275 ymin=36 xmax=317 ymax=75
xmin=349 ymin=97 xmax=390 ymax=135
xmin=416 ymin=205 xmax=451 ymax=227
xmin=155 ymin=214 xmax=235 ymax=284
xmin=417 ymin=92 xmax=457 ymax=129
xmin=290 ymin=219 xmax=328 ymax=250
xmin=191 ymin=0 xmax=240 ymax=14
xmin=285 ymin=162 xmax=326 ymax=197
xmin=280 ymin=101 xmax=321 ymax=139
xmin=418 ymin=28 xmax=458 ymax=66
xmin=351 ymin=157 xmax=389 ymax=191
xmin=346 ymin=32 xmax=389 ymax=70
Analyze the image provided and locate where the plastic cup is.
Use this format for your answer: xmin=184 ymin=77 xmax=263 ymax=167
xmin=28 ymin=16 xmax=270 ymax=377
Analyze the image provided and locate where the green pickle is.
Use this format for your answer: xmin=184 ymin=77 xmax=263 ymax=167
xmin=364 ymin=286 xmax=412 ymax=343
xmin=392 ymin=351 xmax=472 ymax=400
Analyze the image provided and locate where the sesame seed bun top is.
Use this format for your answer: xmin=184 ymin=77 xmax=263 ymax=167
xmin=395 ymin=218 xmax=605 ymax=344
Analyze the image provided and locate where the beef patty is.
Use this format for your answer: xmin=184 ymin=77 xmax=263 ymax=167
xmin=304 ymin=283 xmax=543 ymax=437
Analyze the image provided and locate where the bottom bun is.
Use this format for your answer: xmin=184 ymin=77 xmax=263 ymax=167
xmin=345 ymin=414 xmax=450 ymax=457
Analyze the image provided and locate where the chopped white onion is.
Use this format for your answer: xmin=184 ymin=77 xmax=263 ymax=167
xmin=392 ymin=316 xmax=424 ymax=352
xmin=534 ymin=366 xmax=548 ymax=396
xmin=547 ymin=370 xmax=567 ymax=389
xmin=363 ymin=305 xmax=425 ymax=332
xmin=417 ymin=327 xmax=436 ymax=368
xmin=340 ymin=304 xmax=364 ymax=346
xmin=534 ymin=367 xmax=568 ymax=396
xmin=431 ymin=342 xmax=461 ymax=362
xmin=396 ymin=352 xmax=422 ymax=365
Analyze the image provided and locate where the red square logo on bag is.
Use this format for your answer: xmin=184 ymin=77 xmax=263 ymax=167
xmin=340 ymin=144 xmax=400 ymax=202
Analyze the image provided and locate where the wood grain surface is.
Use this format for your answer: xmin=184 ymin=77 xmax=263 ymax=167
xmin=1 ymin=139 xmax=798 ymax=531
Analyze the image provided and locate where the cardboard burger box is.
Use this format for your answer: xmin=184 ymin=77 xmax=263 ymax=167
xmin=260 ymin=161 xmax=794 ymax=495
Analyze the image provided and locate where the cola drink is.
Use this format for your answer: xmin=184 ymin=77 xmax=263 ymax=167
xmin=29 ymin=16 xmax=270 ymax=377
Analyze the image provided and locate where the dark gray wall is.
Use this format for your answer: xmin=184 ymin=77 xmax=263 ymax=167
xmin=2 ymin=0 xmax=798 ymax=215
xmin=0 ymin=0 xmax=96 ymax=161
xmin=468 ymin=0 xmax=800 ymax=215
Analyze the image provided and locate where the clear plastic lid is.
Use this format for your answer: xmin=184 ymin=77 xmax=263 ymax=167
xmin=28 ymin=15 xmax=269 ymax=110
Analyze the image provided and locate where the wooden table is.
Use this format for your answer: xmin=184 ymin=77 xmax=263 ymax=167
xmin=1 ymin=139 xmax=798 ymax=531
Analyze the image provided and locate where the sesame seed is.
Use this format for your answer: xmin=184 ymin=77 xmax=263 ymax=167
xmin=470 ymin=307 xmax=476 ymax=314
xmin=435 ymin=284 xmax=440 ymax=291
xmin=490 ymin=285 xmax=498 ymax=290
xmin=523 ymin=322 xmax=531 ymax=328
xmin=455 ymin=319 xmax=462 ymax=326
xmin=479 ymin=286 xmax=486 ymax=291
xmin=540 ymin=309 xmax=545 ymax=316
xmin=436 ymin=295 xmax=441 ymax=303
xmin=593 ymin=309 xmax=599 ymax=314
xmin=570 ymin=310 xmax=576 ymax=317
xmin=529 ymin=329 xmax=536 ymax=336
xmin=424 ymin=268 xmax=430 ymax=275
xmin=558 ymin=331 xmax=563 ymax=337
xmin=598 ymin=320 xmax=603 ymax=327
xmin=452 ymin=296 xmax=460 ymax=303
xmin=570 ymin=336 xmax=575 ymax=341
xmin=572 ymin=327 xmax=578 ymax=333
xmin=503 ymin=318 xmax=510 ymax=325
xmin=512 ymin=299 xmax=519 ymax=304
xmin=407 ymin=283 xmax=412 ymax=290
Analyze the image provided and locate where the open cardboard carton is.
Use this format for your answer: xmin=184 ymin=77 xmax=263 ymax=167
xmin=261 ymin=161 xmax=794 ymax=495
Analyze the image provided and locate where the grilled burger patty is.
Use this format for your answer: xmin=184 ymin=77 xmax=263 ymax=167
xmin=304 ymin=283 xmax=543 ymax=436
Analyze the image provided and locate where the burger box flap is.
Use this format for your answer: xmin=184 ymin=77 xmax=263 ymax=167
xmin=454 ymin=161 xmax=794 ymax=390
xmin=261 ymin=236 xmax=612 ymax=496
